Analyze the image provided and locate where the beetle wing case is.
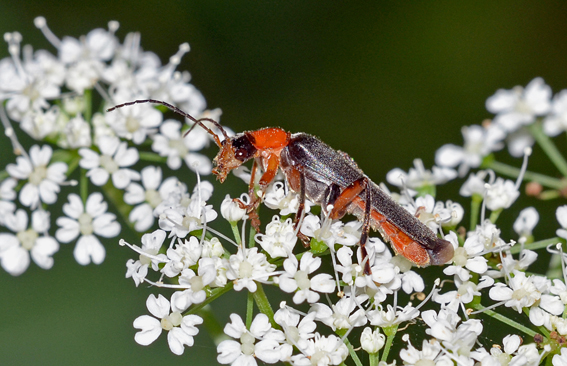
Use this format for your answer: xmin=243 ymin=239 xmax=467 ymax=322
xmin=280 ymin=133 xmax=454 ymax=266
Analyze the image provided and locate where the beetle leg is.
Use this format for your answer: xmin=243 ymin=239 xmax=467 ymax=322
xmin=235 ymin=153 xmax=281 ymax=232
xmin=292 ymin=171 xmax=311 ymax=247
xmin=327 ymin=178 xmax=366 ymax=220
xmin=326 ymin=178 xmax=372 ymax=275
xmin=359 ymin=179 xmax=373 ymax=275
xmin=234 ymin=159 xmax=262 ymax=231
xmin=258 ymin=153 xmax=280 ymax=186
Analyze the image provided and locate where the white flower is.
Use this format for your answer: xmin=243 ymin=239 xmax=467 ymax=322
xmin=544 ymin=90 xmax=567 ymax=136
xmin=220 ymin=194 xmax=247 ymax=223
xmin=435 ymin=124 xmax=505 ymax=176
xmin=6 ymin=145 xmax=68 ymax=208
xmin=277 ymin=252 xmax=335 ymax=304
xmin=0 ymin=209 xmax=59 ymax=275
xmin=255 ymin=216 xmax=298 ymax=258
xmin=133 ymin=294 xmax=203 ymax=355
xmin=124 ymin=229 xmax=168 ymax=286
xmin=151 ymin=118 xmax=212 ymax=174
xmin=334 ymin=246 xmax=362 ymax=286
xmin=513 ymin=207 xmax=539 ymax=243
xmin=151 ymin=70 xmax=208 ymax=118
xmin=485 ymin=177 xmax=519 ymax=211
xmin=406 ymin=194 xmax=444 ymax=233
xmin=157 ymin=180 xmax=217 ymax=238
xmin=506 ymin=128 xmax=535 ymax=157
xmin=300 ymin=214 xmax=360 ymax=249
xmin=274 ymin=305 xmax=316 ymax=352
xmin=0 ymin=33 xmax=63 ymax=122
xmin=486 ymin=77 xmax=551 ymax=132
xmin=553 ymin=348 xmax=567 ymax=366
xmin=400 ymin=270 xmax=426 ymax=294
xmin=556 ymin=205 xmax=567 ymax=240
xmin=20 ymin=107 xmax=59 ymax=140
xmin=124 ymin=166 xmax=179 ymax=231
xmin=360 ymin=327 xmax=385 ymax=354
xmin=217 ymin=313 xmax=291 ymax=365
xmin=434 ymin=276 xmax=494 ymax=310
xmin=226 ymin=247 xmax=276 ymax=292
xmin=264 ymin=181 xmax=301 ymax=216
xmin=459 ymin=170 xmax=488 ymax=197
xmin=421 ymin=308 xmax=482 ymax=355
xmin=400 ymin=339 xmax=452 ymax=366
xmin=59 ymin=114 xmax=92 ymax=148
xmin=310 ymin=294 xmax=368 ymax=331
xmin=289 ymin=333 xmax=348 ymax=366
xmin=386 ymin=158 xmax=457 ymax=189
xmin=367 ymin=303 xmax=418 ymax=328
xmin=79 ymin=135 xmax=140 ymax=189
xmin=170 ymin=257 xmax=217 ymax=312
xmin=58 ymin=22 xmax=118 ymax=64
xmin=0 ymin=178 xmax=17 ymax=225
xmin=466 ymin=219 xmax=507 ymax=254
xmin=55 ymin=192 xmax=120 ymax=265
xmin=434 ymin=200 xmax=464 ymax=228
xmin=105 ymin=101 xmax=162 ymax=144
xmin=510 ymin=344 xmax=542 ymax=366
xmin=444 ymin=231 xmax=488 ymax=281
xmin=66 ymin=59 xmax=103 ymax=93
xmin=52 ymin=21 xmax=118 ymax=93
xmin=489 ymin=270 xmax=541 ymax=313
xmin=161 ymin=236 xmax=203 ymax=278
xmin=550 ymin=279 xmax=567 ymax=305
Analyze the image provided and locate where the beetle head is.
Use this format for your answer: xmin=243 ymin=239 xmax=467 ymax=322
xmin=213 ymin=133 xmax=257 ymax=183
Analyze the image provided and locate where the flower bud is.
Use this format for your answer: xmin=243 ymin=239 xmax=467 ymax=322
xmin=360 ymin=327 xmax=385 ymax=354
xmin=221 ymin=194 xmax=247 ymax=222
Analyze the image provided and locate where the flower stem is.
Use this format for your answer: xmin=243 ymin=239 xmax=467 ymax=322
xmin=471 ymin=303 xmax=537 ymax=337
xmin=369 ymin=352 xmax=379 ymax=366
xmin=80 ymin=168 xmax=88 ymax=204
xmin=487 ymin=160 xmax=565 ymax=190
xmin=252 ymin=283 xmax=276 ymax=327
xmin=188 ymin=282 xmax=234 ymax=315
xmin=343 ymin=337 xmax=363 ymax=366
xmin=138 ymin=152 xmax=167 ymax=163
xmin=230 ymin=222 xmax=242 ymax=246
xmin=246 ymin=291 xmax=254 ymax=329
xmin=84 ymin=88 xmax=92 ymax=122
xmin=248 ymin=226 xmax=256 ymax=249
xmin=489 ymin=208 xmax=502 ymax=224
xmin=470 ymin=194 xmax=482 ymax=230
xmin=380 ymin=324 xmax=398 ymax=363
xmin=528 ymin=122 xmax=567 ymax=178
xmin=508 ymin=237 xmax=565 ymax=255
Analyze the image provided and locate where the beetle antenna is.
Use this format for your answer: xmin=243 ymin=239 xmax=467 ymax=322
xmin=106 ymin=99 xmax=228 ymax=147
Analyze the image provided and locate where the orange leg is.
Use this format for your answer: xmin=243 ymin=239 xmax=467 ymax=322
xmin=234 ymin=159 xmax=262 ymax=231
xmin=328 ymin=178 xmax=365 ymax=220
xmin=293 ymin=171 xmax=311 ymax=247
xmin=328 ymin=178 xmax=373 ymax=275
xmin=235 ymin=153 xmax=281 ymax=232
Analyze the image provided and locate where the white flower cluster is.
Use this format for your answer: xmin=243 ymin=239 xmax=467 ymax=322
xmin=0 ymin=18 xmax=222 ymax=274
xmin=3 ymin=20 xmax=567 ymax=366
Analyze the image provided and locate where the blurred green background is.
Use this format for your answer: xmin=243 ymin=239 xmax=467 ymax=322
xmin=2 ymin=1 xmax=567 ymax=365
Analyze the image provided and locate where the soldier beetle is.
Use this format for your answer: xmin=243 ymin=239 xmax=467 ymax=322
xmin=108 ymin=100 xmax=455 ymax=274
